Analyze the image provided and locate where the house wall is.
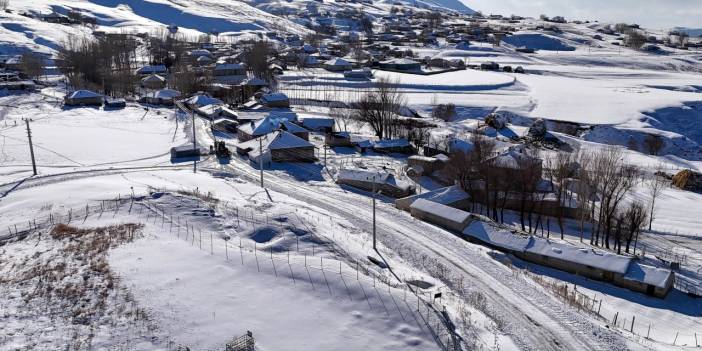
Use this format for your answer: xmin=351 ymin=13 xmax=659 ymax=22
xmin=65 ymin=97 xmax=103 ymax=106
xmin=325 ymin=134 xmax=354 ymax=147
xmin=516 ymin=252 xmax=608 ymax=281
xmin=612 ymin=273 xmax=673 ymax=298
xmin=271 ymin=147 xmax=315 ymax=163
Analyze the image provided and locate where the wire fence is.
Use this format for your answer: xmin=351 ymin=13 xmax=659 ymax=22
xmin=1 ymin=192 xmax=463 ymax=351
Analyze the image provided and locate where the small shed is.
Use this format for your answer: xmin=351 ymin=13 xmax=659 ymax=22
xmin=136 ymin=65 xmax=167 ymax=75
xmin=324 ymin=58 xmax=353 ymax=72
xmin=141 ymin=74 xmax=166 ymax=89
xmin=407 ymin=155 xmax=446 ymax=176
xmin=379 ymin=58 xmax=421 ymax=71
xmin=373 ymin=139 xmax=414 ymax=154
xmin=325 ymin=132 xmax=353 ymax=147
xmin=395 ymin=185 xmax=470 ymax=212
xmin=170 ymin=145 xmax=203 ymax=159
xmin=613 ymin=262 xmax=674 ymax=298
xmin=336 ymin=169 xmax=415 ymax=198
xmin=410 ymin=199 xmax=472 ymax=232
xmin=141 ymin=89 xmax=181 ymax=106
xmin=64 ymin=90 xmax=103 ymax=106
xmin=260 ymin=93 xmax=290 ymax=108
xmin=300 ymin=117 xmax=335 ymax=133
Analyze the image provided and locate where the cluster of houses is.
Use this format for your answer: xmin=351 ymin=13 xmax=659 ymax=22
xmin=398 ymin=187 xmax=675 ymax=298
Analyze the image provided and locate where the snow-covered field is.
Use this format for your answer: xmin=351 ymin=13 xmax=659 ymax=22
xmin=2 ymin=1 xmax=702 ymax=350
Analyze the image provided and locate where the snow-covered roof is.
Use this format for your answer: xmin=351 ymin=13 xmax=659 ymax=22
xmin=382 ymin=58 xmax=420 ymax=65
xmin=239 ymin=116 xmax=306 ymax=136
xmin=525 ymin=238 xmax=632 ymax=274
xmin=260 ymin=93 xmax=289 ymax=103
xmin=301 ymin=117 xmax=334 ymax=129
xmin=405 ymin=185 xmax=469 ymax=205
xmin=215 ymin=63 xmax=245 ymax=71
xmin=152 ymin=89 xmax=181 ymax=99
xmin=462 ymin=220 xmax=532 ymax=252
xmin=411 ymin=199 xmax=471 ymax=225
xmin=185 ymin=94 xmax=223 ymax=107
xmin=325 ymin=58 xmax=352 ymax=66
xmin=67 ymin=90 xmax=102 ymax=99
xmin=373 ymin=139 xmax=410 ymax=148
xmin=136 ymin=65 xmax=167 ymax=74
xmin=142 ymin=74 xmax=166 ymax=82
xmin=239 ymin=130 xmax=313 ymax=152
xmin=488 ymin=146 xmax=542 ymax=169
xmin=189 ymin=49 xmax=212 ymax=57
xmin=622 ymin=262 xmax=673 ymax=289
xmin=337 ymin=169 xmax=390 ymax=184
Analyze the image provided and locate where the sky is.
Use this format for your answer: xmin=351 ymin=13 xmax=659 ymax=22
xmin=462 ymin=0 xmax=702 ymax=30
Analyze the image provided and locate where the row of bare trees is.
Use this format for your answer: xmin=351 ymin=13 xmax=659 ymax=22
xmin=57 ymin=34 xmax=139 ymax=96
xmin=443 ymin=140 xmax=661 ymax=255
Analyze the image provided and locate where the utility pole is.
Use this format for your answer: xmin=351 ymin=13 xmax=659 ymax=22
xmin=372 ymin=173 xmax=377 ymax=250
xmin=192 ymin=110 xmax=197 ymax=173
xmin=323 ymin=144 xmax=327 ymax=168
xmin=24 ymin=119 xmax=37 ymax=176
xmin=259 ymin=137 xmax=264 ymax=188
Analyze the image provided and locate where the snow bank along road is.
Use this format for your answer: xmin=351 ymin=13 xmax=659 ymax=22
xmin=205 ymin=152 xmax=633 ymax=351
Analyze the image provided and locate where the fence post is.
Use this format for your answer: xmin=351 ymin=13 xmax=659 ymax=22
xmin=630 ymin=316 xmax=635 ymax=333
xmin=224 ymin=239 xmax=228 ymax=260
xmin=673 ymin=331 xmax=679 ymax=345
xmin=647 ymin=324 xmax=651 ymax=339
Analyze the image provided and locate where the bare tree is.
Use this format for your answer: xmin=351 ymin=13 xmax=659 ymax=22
xmin=329 ymin=106 xmax=353 ymax=132
xmin=625 ymin=30 xmax=647 ymax=49
xmin=352 ymin=77 xmax=406 ymax=139
xmin=0 ymin=0 xmax=8 ymax=11
xmin=20 ymin=51 xmax=44 ymax=80
xmin=646 ymin=165 xmax=665 ymax=230
xmin=515 ymin=148 xmax=544 ymax=231
xmin=545 ymin=151 xmax=576 ymax=238
xmin=589 ymin=147 xmax=638 ymax=249
xmin=622 ymin=201 xmax=648 ymax=254
xmin=432 ymin=103 xmax=456 ymax=122
xmin=244 ymin=40 xmax=273 ymax=81
xmin=643 ymin=134 xmax=664 ymax=155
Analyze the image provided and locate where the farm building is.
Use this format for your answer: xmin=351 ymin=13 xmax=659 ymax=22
xmin=344 ymin=68 xmax=373 ymax=79
xmin=373 ymin=139 xmax=414 ymax=154
xmin=214 ymin=63 xmax=246 ymax=76
xmin=140 ymin=89 xmax=181 ymax=106
xmin=237 ymin=130 xmax=316 ymax=165
xmin=324 ymin=58 xmax=353 ymax=72
xmin=237 ymin=116 xmax=308 ymax=142
xmin=259 ymin=93 xmax=290 ymax=108
xmin=462 ymin=219 xmax=533 ymax=252
xmin=379 ymin=58 xmax=422 ymax=71
xmin=141 ymin=74 xmax=166 ymax=89
xmin=0 ymin=80 xmax=36 ymax=91
xmin=336 ymin=169 xmax=415 ymax=198
xmin=325 ymin=132 xmax=353 ymax=147
xmin=136 ymin=65 xmax=167 ymax=75
xmin=300 ymin=117 xmax=335 ymax=133
xmin=213 ymin=118 xmax=239 ymax=133
xmin=410 ymin=198 xmax=472 ymax=232
xmin=395 ymin=185 xmax=470 ymax=212
xmin=170 ymin=145 xmax=204 ymax=159
xmin=406 ymin=155 xmax=447 ymax=176
xmin=612 ymin=262 xmax=675 ymax=298
xmin=64 ymin=90 xmax=103 ymax=106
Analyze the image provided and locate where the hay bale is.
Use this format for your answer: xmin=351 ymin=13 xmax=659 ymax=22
xmin=672 ymin=169 xmax=702 ymax=192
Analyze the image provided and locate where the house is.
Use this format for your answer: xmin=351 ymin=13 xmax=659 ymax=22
xmin=336 ymin=169 xmax=415 ymax=198
xmin=395 ymin=185 xmax=471 ymax=212
xmin=184 ymin=93 xmax=223 ymax=108
xmin=237 ymin=115 xmax=307 ymax=141
xmin=373 ymin=139 xmax=414 ymax=154
xmin=140 ymin=89 xmax=181 ymax=106
xmin=324 ymin=58 xmax=353 ymax=72
xmin=325 ymin=132 xmax=353 ymax=147
xmin=237 ymin=130 xmax=316 ymax=164
xmin=136 ymin=65 xmax=167 ymax=75
xmin=141 ymin=74 xmax=166 ymax=89
xmin=0 ymin=80 xmax=36 ymax=91
xmin=344 ymin=68 xmax=373 ymax=80
xmin=64 ymin=90 xmax=103 ymax=106
xmin=612 ymin=262 xmax=675 ymax=298
xmin=379 ymin=58 xmax=422 ymax=71
xmin=410 ymin=198 xmax=472 ymax=232
xmin=214 ymin=63 xmax=246 ymax=76
xmin=104 ymin=97 xmax=126 ymax=109
xmin=300 ymin=117 xmax=334 ymax=133
xmin=406 ymin=155 xmax=446 ymax=177
xmin=259 ymin=93 xmax=290 ymax=108
xmin=213 ymin=118 xmax=238 ymax=133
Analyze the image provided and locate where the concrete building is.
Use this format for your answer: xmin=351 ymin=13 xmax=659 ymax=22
xmin=410 ymin=198 xmax=472 ymax=232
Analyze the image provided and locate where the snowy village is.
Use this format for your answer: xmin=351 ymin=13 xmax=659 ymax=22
xmin=0 ymin=0 xmax=701 ymax=350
